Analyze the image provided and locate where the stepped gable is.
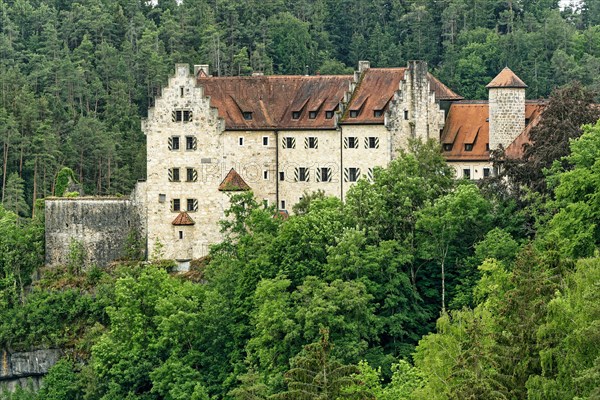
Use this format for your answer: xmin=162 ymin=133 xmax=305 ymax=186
xmin=218 ymin=168 xmax=251 ymax=192
xmin=342 ymin=68 xmax=462 ymax=124
xmin=172 ymin=211 xmax=195 ymax=226
xmin=441 ymin=100 xmax=545 ymax=161
xmin=197 ymin=75 xmax=352 ymax=130
xmin=486 ymin=67 xmax=528 ymax=89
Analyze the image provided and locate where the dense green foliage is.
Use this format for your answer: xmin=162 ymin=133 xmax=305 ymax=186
xmin=1 ymin=0 xmax=600 ymax=212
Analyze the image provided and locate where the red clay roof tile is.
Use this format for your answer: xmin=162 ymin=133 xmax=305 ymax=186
xmin=172 ymin=211 xmax=195 ymax=226
xmin=218 ymin=168 xmax=251 ymax=192
xmin=486 ymin=67 xmax=528 ymax=89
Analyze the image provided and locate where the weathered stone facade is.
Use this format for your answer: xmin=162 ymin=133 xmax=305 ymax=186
xmin=0 ymin=349 xmax=62 ymax=393
xmin=488 ymin=87 xmax=526 ymax=150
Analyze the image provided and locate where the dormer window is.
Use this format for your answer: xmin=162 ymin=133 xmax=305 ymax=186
xmin=309 ymin=111 xmax=317 ymax=119
xmin=374 ymin=110 xmax=383 ymax=117
xmin=325 ymin=111 xmax=334 ymax=119
xmin=243 ymin=112 xmax=253 ymax=120
xmin=465 ymin=144 xmax=473 ymax=151
xmin=292 ymin=111 xmax=301 ymax=119
xmin=349 ymin=110 xmax=359 ymax=118
xmin=443 ymin=143 xmax=453 ymax=151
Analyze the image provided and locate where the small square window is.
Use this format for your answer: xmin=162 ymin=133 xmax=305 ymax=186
xmin=183 ymin=110 xmax=192 ymax=122
xmin=170 ymin=168 xmax=180 ymax=182
xmin=187 ymin=198 xmax=198 ymax=212
xmin=243 ymin=111 xmax=253 ymax=120
xmin=283 ymin=137 xmax=296 ymax=149
xmin=297 ymin=167 xmax=309 ymax=182
xmin=345 ymin=137 xmax=358 ymax=149
xmin=367 ymin=137 xmax=379 ymax=149
xmin=186 ymin=168 xmax=196 ymax=182
xmin=320 ymin=167 xmax=331 ymax=182
xmin=465 ymin=144 xmax=473 ymax=151
xmin=483 ymin=168 xmax=491 ymax=178
xmin=158 ymin=194 xmax=166 ymax=203
xmin=307 ymin=137 xmax=318 ymax=149
xmin=325 ymin=111 xmax=334 ymax=119
xmin=374 ymin=110 xmax=383 ymax=117
xmin=279 ymin=171 xmax=285 ymax=181
xmin=186 ymin=136 xmax=196 ymax=150
xmin=170 ymin=136 xmax=180 ymax=151
xmin=174 ymin=110 xmax=183 ymax=122
xmin=263 ymin=136 xmax=269 ymax=146
xmin=309 ymin=111 xmax=317 ymax=119
xmin=349 ymin=110 xmax=359 ymax=118
xmin=239 ymin=137 xmax=244 ymax=146
xmin=443 ymin=143 xmax=453 ymax=151
xmin=280 ymin=200 xmax=286 ymax=209
xmin=463 ymin=169 xmax=471 ymax=179
xmin=172 ymin=198 xmax=181 ymax=211
xmin=292 ymin=111 xmax=301 ymax=119
xmin=346 ymin=167 xmax=360 ymax=182
xmin=263 ymin=170 xmax=269 ymax=180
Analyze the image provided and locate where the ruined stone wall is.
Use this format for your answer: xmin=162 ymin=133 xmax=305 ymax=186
xmin=0 ymin=349 xmax=62 ymax=393
xmin=45 ymin=197 xmax=141 ymax=267
xmin=488 ymin=87 xmax=525 ymax=150
xmin=386 ymin=61 xmax=446 ymax=157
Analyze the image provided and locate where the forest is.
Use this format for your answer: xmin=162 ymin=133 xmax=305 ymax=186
xmin=1 ymin=0 xmax=600 ymax=399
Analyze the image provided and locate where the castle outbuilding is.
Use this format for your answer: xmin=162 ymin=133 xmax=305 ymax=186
xmin=45 ymin=62 xmax=541 ymax=269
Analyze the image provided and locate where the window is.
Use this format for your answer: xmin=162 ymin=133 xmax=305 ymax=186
xmin=179 ymin=231 xmax=184 ymax=239
xmin=263 ymin=136 xmax=269 ymax=146
xmin=292 ymin=111 xmax=301 ymax=119
xmin=263 ymin=199 xmax=269 ymax=208
xmin=169 ymin=136 xmax=180 ymax=151
xmin=187 ymin=198 xmax=198 ymax=212
xmin=318 ymin=167 xmax=331 ymax=182
xmin=173 ymin=110 xmax=193 ymax=122
xmin=183 ymin=110 xmax=192 ymax=122
xmin=306 ymin=137 xmax=318 ymax=149
xmin=443 ymin=143 xmax=453 ymax=151
xmin=172 ymin=198 xmax=181 ymax=211
xmin=464 ymin=143 xmax=473 ymax=151
xmin=186 ymin=168 xmax=197 ymax=182
xmin=344 ymin=137 xmax=358 ymax=149
xmin=463 ymin=169 xmax=471 ymax=179
xmin=180 ymin=86 xmax=184 ymax=97
xmin=404 ymin=110 xmax=409 ymax=120
xmin=283 ymin=137 xmax=296 ymax=149
xmin=374 ymin=110 xmax=383 ymax=117
xmin=309 ymin=111 xmax=317 ymax=119
xmin=325 ymin=111 xmax=334 ymax=119
xmin=169 ymin=168 xmax=180 ymax=182
xmin=486 ymin=143 xmax=490 ymax=151
xmin=366 ymin=137 xmax=379 ymax=149
xmin=239 ymin=137 xmax=244 ymax=146
xmin=279 ymin=171 xmax=285 ymax=181
xmin=483 ymin=168 xmax=490 ymax=178
xmin=243 ymin=111 xmax=253 ymax=120
xmin=349 ymin=110 xmax=359 ymax=118
xmin=280 ymin=200 xmax=286 ymax=209
xmin=186 ymin=136 xmax=197 ymax=150
xmin=263 ymin=170 xmax=269 ymax=180
xmin=158 ymin=193 xmax=166 ymax=203
xmin=346 ymin=167 xmax=360 ymax=182
xmin=296 ymin=167 xmax=309 ymax=182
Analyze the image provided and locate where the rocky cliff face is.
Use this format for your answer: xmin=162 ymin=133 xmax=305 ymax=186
xmin=0 ymin=349 xmax=62 ymax=392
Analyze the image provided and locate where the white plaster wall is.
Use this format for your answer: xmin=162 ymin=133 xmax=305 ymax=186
xmin=447 ymin=161 xmax=495 ymax=180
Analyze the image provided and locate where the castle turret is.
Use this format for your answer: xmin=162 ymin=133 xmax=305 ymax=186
xmin=487 ymin=67 xmax=527 ymax=150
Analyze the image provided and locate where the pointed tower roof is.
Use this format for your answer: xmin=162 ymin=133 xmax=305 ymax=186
xmin=172 ymin=211 xmax=195 ymax=226
xmin=218 ymin=169 xmax=251 ymax=192
xmin=486 ymin=67 xmax=528 ymax=89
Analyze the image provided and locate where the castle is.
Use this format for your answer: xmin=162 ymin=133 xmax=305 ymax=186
xmin=45 ymin=61 xmax=542 ymax=269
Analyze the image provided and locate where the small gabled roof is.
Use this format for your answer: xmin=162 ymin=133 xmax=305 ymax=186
xmin=486 ymin=67 xmax=528 ymax=89
xmin=172 ymin=211 xmax=195 ymax=226
xmin=218 ymin=169 xmax=251 ymax=192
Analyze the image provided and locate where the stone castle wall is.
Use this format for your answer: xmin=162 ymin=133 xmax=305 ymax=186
xmin=45 ymin=197 xmax=142 ymax=267
xmin=488 ymin=87 xmax=525 ymax=150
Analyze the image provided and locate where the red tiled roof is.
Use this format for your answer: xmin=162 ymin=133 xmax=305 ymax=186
xmin=197 ymin=75 xmax=352 ymax=130
xmin=486 ymin=67 xmax=528 ymax=89
xmin=341 ymin=68 xmax=462 ymax=124
xmin=172 ymin=211 xmax=195 ymax=226
xmin=504 ymin=105 xmax=545 ymax=158
xmin=218 ymin=168 xmax=251 ymax=191
xmin=441 ymin=101 xmax=545 ymax=161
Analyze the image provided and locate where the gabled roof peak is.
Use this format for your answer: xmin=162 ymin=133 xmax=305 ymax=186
xmin=218 ymin=169 xmax=251 ymax=192
xmin=486 ymin=67 xmax=528 ymax=89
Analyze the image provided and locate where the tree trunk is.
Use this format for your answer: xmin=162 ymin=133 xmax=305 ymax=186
xmin=32 ymin=157 xmax=37 ymax=218
xmin=2 ymin=141 xmax=8 ymax=202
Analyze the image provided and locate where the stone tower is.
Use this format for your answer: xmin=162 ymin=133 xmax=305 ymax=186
xmin=487 ymin=67 xmax=527 ymax=150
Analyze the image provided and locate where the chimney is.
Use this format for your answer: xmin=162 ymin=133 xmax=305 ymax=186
xmin=358 ymin=60 xmax=371 ymax=73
